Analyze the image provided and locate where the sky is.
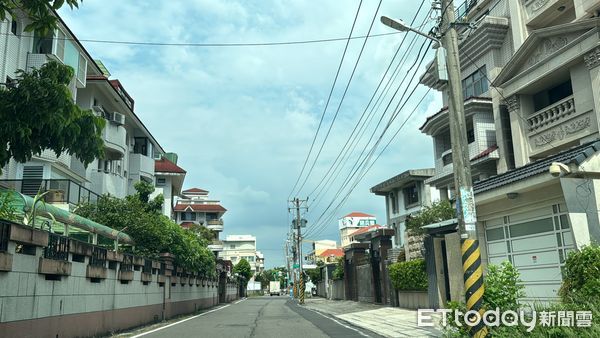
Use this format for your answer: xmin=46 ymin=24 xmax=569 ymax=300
xmin=59 ymin=0 xmax=442 ymax=268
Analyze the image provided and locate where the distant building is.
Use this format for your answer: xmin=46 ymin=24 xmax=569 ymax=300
xmin=338 ymin=212 xmax=377 ymax=247
xmin=173 ymin=188 xmax=226 ymax=255
xmin=220 ymin=235 xmax=260 ymax=274
xmin=153 ymin=155 xmax=186 ymax=218
xmin=305 ymin=240 xmax=338 ymax=263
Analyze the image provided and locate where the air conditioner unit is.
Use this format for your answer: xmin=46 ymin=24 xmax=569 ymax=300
xmin=110 ymin=112 xmax=125 ymax=125
xmin=92 ymin=105 xmax=105 ymax=115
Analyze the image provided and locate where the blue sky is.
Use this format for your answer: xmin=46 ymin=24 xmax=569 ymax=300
xmin=60 ymin=0 xmax=441 ymax=268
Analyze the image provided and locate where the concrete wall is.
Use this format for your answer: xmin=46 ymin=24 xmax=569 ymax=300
xmin=397 ymin=291 xmax=429 ymax=310
xmin=0 ymin=224 xmax=239 ymax=338
xmin=356 ymin=264 xmax=373 ymax=303
xmin=330 ymin=280 xmax=345 ymax=300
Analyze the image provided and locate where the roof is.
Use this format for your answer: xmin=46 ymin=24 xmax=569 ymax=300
xmin=318 ymin=248 xmax=344 ymax=258
xmin=472 ymin=145 xmax=498 ymax=161
xmin=174 ymin=204 xmax=227 ymax=213
xmin=180 ymin=222 xmax=195 ymax=229
xmin=370 ymin=168 xmax=435 ymax=195
xmin=343 ymin=212 xmax=375 ymax=218
xmin=350 ymin=225 xmax=382 ymax=237
xmin=474 ymin=140 xmax=600 ymax=194
xmin=155 ymin=157 xmax=186 ymax=174
xmin=183 ymin=188 xmax=209 ymax=194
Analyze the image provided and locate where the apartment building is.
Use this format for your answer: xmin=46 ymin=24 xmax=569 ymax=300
xmin=220 ymin=235 xmax=261 ymax=274
xmin=417 ymin=0 xmax=600 ymax=303
xmin=173 ymin=188 xmax=226 ymax=254
xmin=0 ymin=11 xmax=165 ymax=209
xmin=338 ymin=212 xmax=377 ymax=247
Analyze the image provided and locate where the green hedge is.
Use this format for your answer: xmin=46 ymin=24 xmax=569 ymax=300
xmin=389 ymin=259 xmax=428 ymax=291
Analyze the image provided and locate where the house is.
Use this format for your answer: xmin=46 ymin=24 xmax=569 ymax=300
xmin=153 ymin=155 xmax=186 ymax=218
xmin=0 ymin=11 xmax=165 ymax=209
xmin=173 ymin=188 xmax=226 ymax=254
xmin=348 ymin=225 xmax=384 ymax=244
xmin=417 ymin=0 xmax=600 ymax=304
xmin=370 ymin=169 xmax=442 ymax=255
xmin=220 ymin=235 xmax=260 ymax=274
xmin=338 ymin=212 xmax=377 ymax=247
xmin=304 ymin=239 xmax=338 ymax=263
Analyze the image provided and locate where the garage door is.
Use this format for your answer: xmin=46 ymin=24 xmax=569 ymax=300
xmin=484 ymin=203 xmax=575 ymax=302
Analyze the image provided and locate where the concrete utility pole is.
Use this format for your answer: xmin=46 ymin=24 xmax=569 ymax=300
xmin=289 ymin=197 xmax=308 ymax=304
xmin=439 ymin=1 xmax=486 ymax=337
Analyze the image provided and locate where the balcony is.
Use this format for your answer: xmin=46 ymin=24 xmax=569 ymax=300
xmin=26 ymin=53 xmax=60 ymax=71
xmin=102 ymin=124 xmax=127 ymax=158
xmin=90 ymin=171 xmax=127 ymax=198
xmin=208 ymin=240 xmax=224 ymax=252
xmin=0 ymin=179 xmax=99 ymax=206
xmin=527 ymin=96 xmax=575 ymax=133
xmin=524 ymin=0 xmax=574 ymax=28
xmin=206 ymin=219 xmax=224 ymax=232
xmin=129 ymin=153 xmax=155 ymax=180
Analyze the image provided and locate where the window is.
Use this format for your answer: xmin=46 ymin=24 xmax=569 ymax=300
xmin=181 ymin=212 xmax=196 ymax=221
xmin=10 ymin=19 xmax=18 ymax=35
xmin=462 ymin=67 xmax=488 ymax=99
xmin=134 ymin=137 xmax=149 ymax=156
xmin=403 ymin=185 xmax=419 ymax=207
xmin=230 ymin=245 xmax=236 ymax=249
xmin=390 ymin=192 xmax=398 ymax=214
xmin=156 ymin=178 xmax=166 ymax=186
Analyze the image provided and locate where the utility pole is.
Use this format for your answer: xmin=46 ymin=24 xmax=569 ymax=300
xmin=440 ymin=1 xmax=486 ymax=337
xmin=289 ymin=197 xmax=308 ymax=304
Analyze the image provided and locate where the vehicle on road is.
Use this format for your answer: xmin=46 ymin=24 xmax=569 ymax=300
xmin=269 ymin=281 xmax=281 ymax=296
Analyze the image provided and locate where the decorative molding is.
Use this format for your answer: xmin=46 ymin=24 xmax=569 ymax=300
xmin=528 ymin=0 xmax=550 ymax=12
xmin=504 ymin=95 xmax=520 ymax=112
xmin=584 ymin=47 xmax=600 ymax=69
xmin=533 ymin=116 xmax=591 ymax=148
xmin=527 ymin=36 xmax=569 ymax=66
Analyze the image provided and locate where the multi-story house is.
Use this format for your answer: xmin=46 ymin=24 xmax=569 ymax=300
xmin=153 ymin=154 xmax=186 ymax=218
xmin=255 ymin=251 xmax=265 ymax=274
xmin=305 ymin=239 xmax=338 ymax=263
xmin=220 ymin=235 xmax=260 ymax=274
xmin=370 ymin=169 xmax=441 ymax=250
xmin=338 ymin=212 xmax=377 ymax=247
xmin=0 ymin=12 xmax=165 ymax=209
xmin=417 ymin=0 xmax=600 ymax=303
xmin=173 ymin=188 xmax=226 ymax=254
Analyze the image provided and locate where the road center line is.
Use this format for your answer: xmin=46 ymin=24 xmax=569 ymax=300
xmin=130 ymin=304 xmax=231 ymax=337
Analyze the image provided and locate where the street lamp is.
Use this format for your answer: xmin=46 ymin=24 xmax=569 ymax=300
xmin=380 ymin=16 xmax=440 ymax=44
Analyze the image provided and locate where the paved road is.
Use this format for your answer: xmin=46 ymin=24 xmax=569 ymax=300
xmin=133 ymin=296 xmax=384 ymax=338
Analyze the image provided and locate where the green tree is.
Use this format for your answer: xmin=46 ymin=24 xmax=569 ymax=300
xmin=306 ymin=267 xmax=322 ymax=284
xmin=332 ymin=257 xmax=344 ymax=280
xmin=0 ymin=61 xmax=105 ymax=174
xmin=406 ymin=200 xmax=455 ymax=234
xmin=560 ymin=244 xmax=600 ymax=304
xmin=0 ymin=0 xmax=83 ymax=34
xmin=233 ymin=258 xmax=252 ymax=287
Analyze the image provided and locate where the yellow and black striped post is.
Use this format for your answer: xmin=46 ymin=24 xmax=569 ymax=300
xmin=293 ymin=280 xmax=298 ymax=299
xmin=461 ymin=238 xmax=488 ymax=338
xmin=299 ymin=274 xmax=305 ymax=304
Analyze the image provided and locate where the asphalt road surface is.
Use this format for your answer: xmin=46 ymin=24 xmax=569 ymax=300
xmin=132 ymin=296 xmax=384 ymax=338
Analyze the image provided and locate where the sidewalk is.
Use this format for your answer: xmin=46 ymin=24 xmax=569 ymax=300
xmin=302 ymin=298 xmax=441 ymax=338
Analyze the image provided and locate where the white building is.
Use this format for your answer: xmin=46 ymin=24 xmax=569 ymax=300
xmin=153 ymin=155 xmax=186 ymax=218
xmin=338 ymin=212 xmax=377 ymax=247
xmin=0 ymin=12 xmax=165 ymax=209
xmin=305 ymin=239 xmax=338 ymax=264
xmin=173 ymin=188 xmax=226 ymax=254
xmin=415 ymin=0 xmax=600 ymax=303
xmin=220 ymin=235 xmax=260 ymax=274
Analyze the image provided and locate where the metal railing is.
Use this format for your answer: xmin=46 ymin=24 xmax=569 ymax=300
xmin=0 ymin=179 xmax=100 ymax=205
xmin=44 ymin=233 xmax=70 ymax=261
xmin=90 ymin=246 xmax=107 ymax=267
xmin=0 ymin=220 xmax=10 ymax=252
xmin=121 ymin=254 xmax=134 ymax=272
xmin=159 ymin=262 xmax=166 ymax=275
xmin=143 ymin=259 xmax=152 ymax=274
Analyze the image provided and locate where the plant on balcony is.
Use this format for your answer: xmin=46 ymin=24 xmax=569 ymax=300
xmin=405 ymin=200 xmax=455 ymax=234
xmin=0 ymin=0 xmax=83 ymax=34
xmin=76 ymin=182 xmax=215 ymax=275
xmin=0 ymin=61 xmax=105 ymax=174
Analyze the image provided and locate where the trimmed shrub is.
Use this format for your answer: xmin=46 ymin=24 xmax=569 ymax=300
xmin=560 ymin=245 xmax=600 ymax=304
xmin=389 ymin=258 xmax=428 ymax=291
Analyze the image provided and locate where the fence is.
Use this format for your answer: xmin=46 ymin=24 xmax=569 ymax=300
xmin=90 ymin=246 xmax=107 ymax=267
xmin=0 ymin=179 xmax=99 ymax=205
xmin=0 ymin=220 xmax=10 ymax=252
xmin=43 ymin=233 xmax=70 ymax=261
xmin=121 ymin=254 xmax=134 ymax=272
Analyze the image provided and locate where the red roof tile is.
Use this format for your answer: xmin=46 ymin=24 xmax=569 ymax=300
xmin=471 ymin=144 xmax=498 ymax=161
xmin=319 ymin=248 xmax=344 ymax=258
xmin=155 ymin=157 xmax=186 ymax=174
xmin=174 ymin=204 xmax=227 ymax=213
xmin=183 ymin=188 xmax=209 ymax=194
xmin=343 ymin=212 xmax=375 ymax=218
xmin=350 ymin=225 xmax=382 ymax=237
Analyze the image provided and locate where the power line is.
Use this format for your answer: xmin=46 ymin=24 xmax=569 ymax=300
xmin=292 ymin=0 xmax=384 ymax=197
xmin=287 ymin=0 xmax=365 ymax=200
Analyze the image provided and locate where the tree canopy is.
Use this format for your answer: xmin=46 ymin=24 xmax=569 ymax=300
xmin=76 ymin=182 xmax=215 ymax=276
xmin=0 ymin=0 xmax=83 ymax=34
xmin=233 ymin=258 xmax=252 ymax=284
xmin=0 ymin=61 xmax=105 ymax=174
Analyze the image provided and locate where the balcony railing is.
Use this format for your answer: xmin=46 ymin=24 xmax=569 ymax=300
xmin=206 ymin=219 xmax=224 ymax=231
xmin=44 ymin=233 xmax=70 ymax=261
xmin=528 ymin=96 xmax=575 ymax=132
xmin=0 ymin=220 xmax=10 ymax=252
xmin=0 ymin=179 xmax=99 ymax=205
xmin=208 ymin=240 xmax=224 ymax=252
xmin=143 ymin=259 xmax=152 ymax=274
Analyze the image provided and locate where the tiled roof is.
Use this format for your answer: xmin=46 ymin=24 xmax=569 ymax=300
xmin=155 ymin=157 xmax=186 ymax=174
xmin=474 ymin=140 xmax=600 ymax=194
xmin=174 ymin=204 xmax=227 ymax=213
xmin=180 ymin=222 xmax=195 ymax=229
xmin=350 ymin=225 xmax=382 ymax=237
xmin=183 ymin=188 xmax=209 ymax=194
xmin=343 ymin=212 xmax=375 ymax=218
xmin=471 ymin=144 xmax=498 ymax=161
xmin=318 ymin=248 xmax=344 ymax=258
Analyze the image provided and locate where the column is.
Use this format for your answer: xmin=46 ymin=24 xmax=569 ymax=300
xmin=584 ymin=47 xmax=600 ymax=133
xmin=505 ymin=94 xmax=530 ymax=167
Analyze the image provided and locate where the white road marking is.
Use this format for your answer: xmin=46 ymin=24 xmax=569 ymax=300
xmin=303 ymin=306 xmax=372 ymax=337
xmin=130 ymin=304 xmax=231 ymax=337
xmin=234 ymin=297 xmax=247 ymax=304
